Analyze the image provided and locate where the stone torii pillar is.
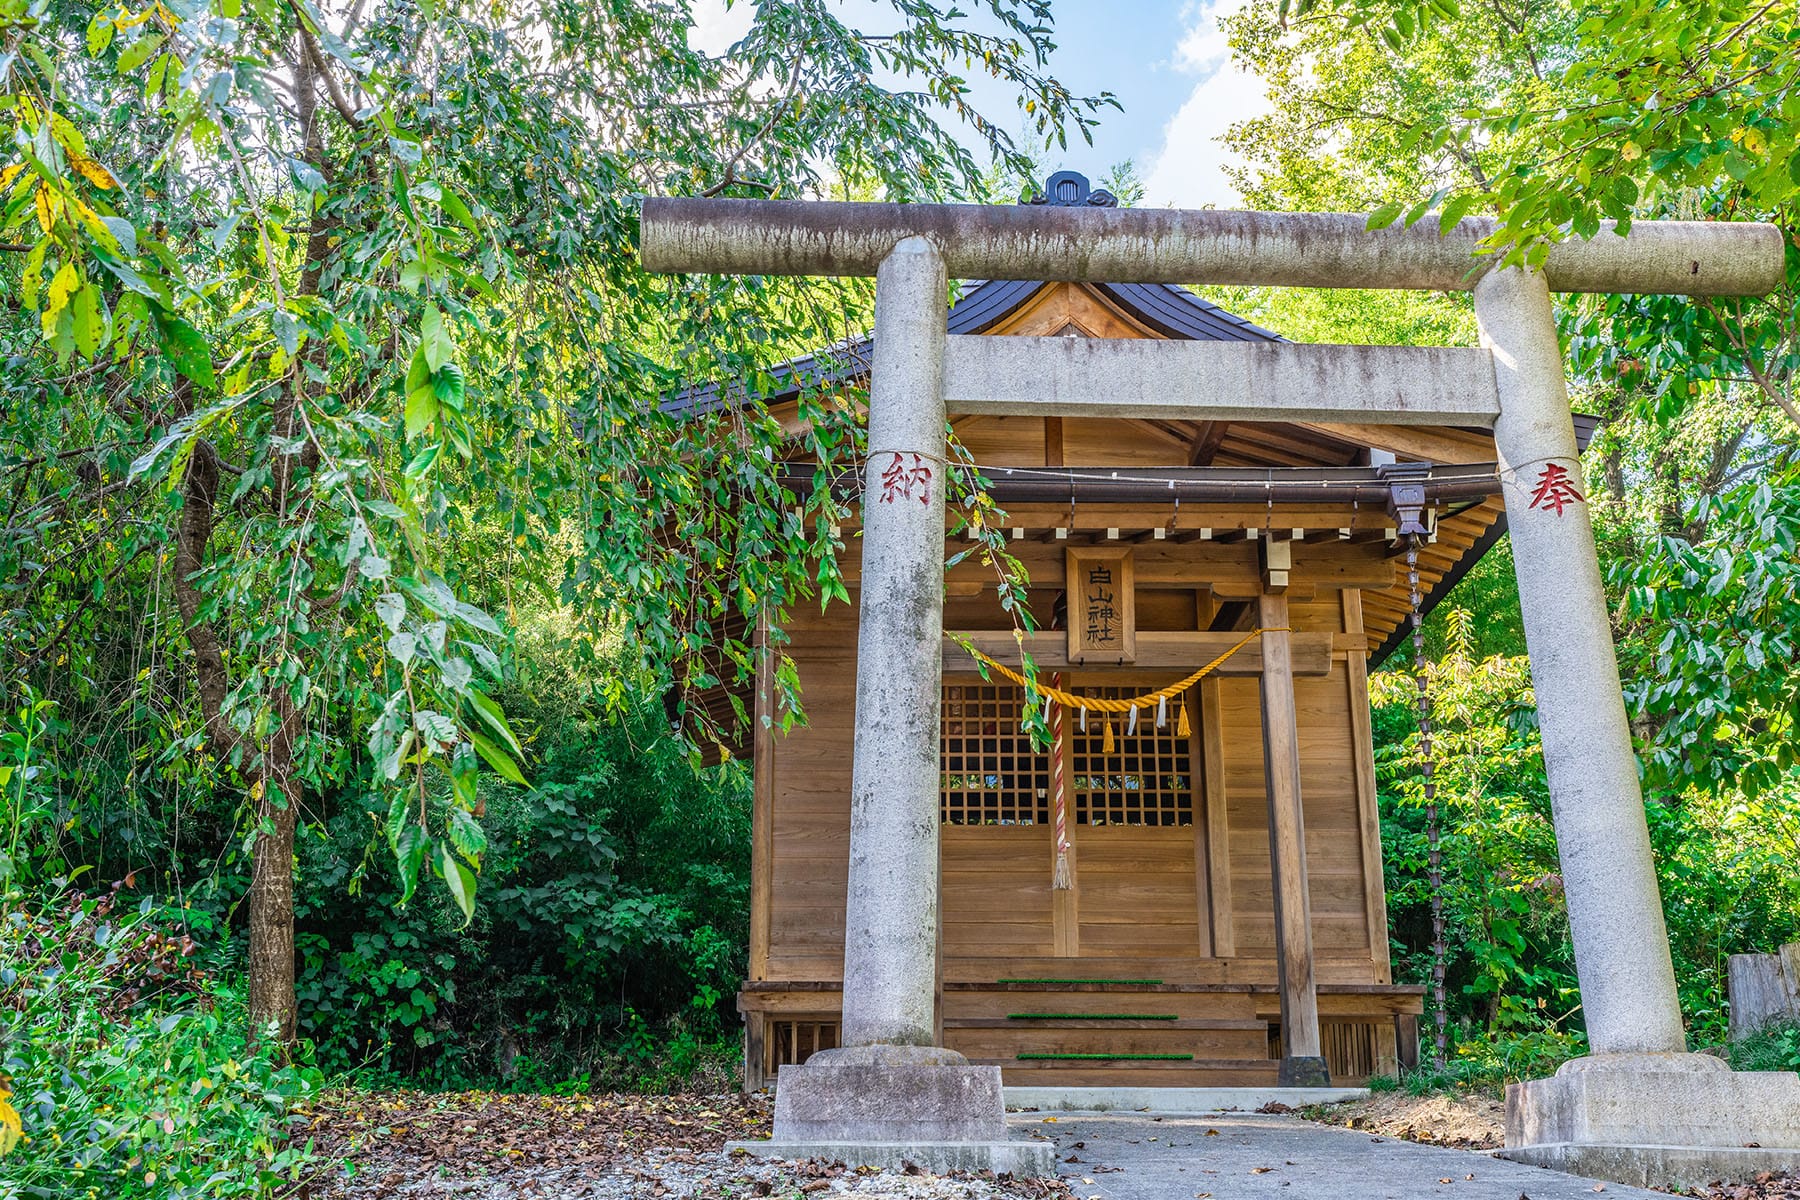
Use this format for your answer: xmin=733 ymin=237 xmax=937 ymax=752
xmin=1475 ymin=266 xmax=1688 ymax=1057
xmin=642 ymin=198 xmax=1794 ymax=1187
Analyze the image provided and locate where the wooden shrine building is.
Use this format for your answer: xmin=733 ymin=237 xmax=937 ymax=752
xmin=676 ymin=174 xmax=1593 ymax=1093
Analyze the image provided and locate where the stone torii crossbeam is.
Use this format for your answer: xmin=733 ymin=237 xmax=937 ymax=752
xmin=642 ymin=197 xmax=1799 ymax=1186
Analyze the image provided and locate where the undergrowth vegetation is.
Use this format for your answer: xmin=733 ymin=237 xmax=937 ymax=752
xmin=0 ymin=879 xmax=320 ymax=1200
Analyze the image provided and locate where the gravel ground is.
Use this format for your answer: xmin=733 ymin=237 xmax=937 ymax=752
xmin=303 ymin=1090 xmax=1070 ymax=1200
xmin=325 ymin=1146 xmax=1074 ymax=1199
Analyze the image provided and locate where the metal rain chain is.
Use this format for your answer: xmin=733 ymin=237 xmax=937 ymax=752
xmin=1406 ymin=538 xmax=1449 ymax=1070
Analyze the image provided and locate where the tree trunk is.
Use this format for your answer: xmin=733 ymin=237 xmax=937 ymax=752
xmin=242 ymin=36 xmax=336 ymax=1047
xmin=247 ymin=745 xmax=300 ymax=1043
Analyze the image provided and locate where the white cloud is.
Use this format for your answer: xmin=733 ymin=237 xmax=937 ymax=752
xmin=1143 ymin=0 xmax=1269 ymax=209
xmin=689 ymin=0 xmax=755 ymax=55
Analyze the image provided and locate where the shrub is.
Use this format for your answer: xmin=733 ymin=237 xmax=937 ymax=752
xmin=1729 ymin=1020 xmax=1800 ymax=1074
xmin=0 ymin=879 xmax=320 ymax=1200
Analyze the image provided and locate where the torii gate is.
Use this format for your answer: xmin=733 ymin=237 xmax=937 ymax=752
xmin=643 ymin=200 xmax=1800 ymax=1185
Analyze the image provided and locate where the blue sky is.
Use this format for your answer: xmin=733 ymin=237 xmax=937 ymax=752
xmin=689 ymin=0 xmax=1266 ymax=208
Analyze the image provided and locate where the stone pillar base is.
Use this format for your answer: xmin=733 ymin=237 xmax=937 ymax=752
xmin=727 ymin=1138 xmax=1057 ymax=1177
xmin=1498 ymin=1054 xmax=1800 ymax=1190
xmin=1277 ymin=1055 xmax=1330 ymax=1087
xmin=737 ymin=1045 xmax=1053 ymax=1175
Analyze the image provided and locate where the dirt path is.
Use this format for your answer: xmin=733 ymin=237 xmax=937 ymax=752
xmin=1294 ymin=1091 xmax=1505 ymax=1150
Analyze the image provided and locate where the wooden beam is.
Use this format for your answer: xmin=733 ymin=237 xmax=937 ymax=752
xmin=944 ymin=336 xmax=1501 ymax=425
xmin=1196 ymin=594 xmax=1233 ymax=958
xmin=1299 ymin=422 xmax=1496 ymax=465
xmin=1044 ymin=416 xmax=1064 ymax=467
xmin=1188 ymin=420 xmax=1232 ymax=466
xmin=1258 ymin=591 xmax=1326 ymax=1081
xmin=841 ymin=539 xmax=1398 ymax=592
xmin=1343 ymin=589 xmax=1392 ymax=984
xmin=943 ymin=629 xmax=1334 ymax=675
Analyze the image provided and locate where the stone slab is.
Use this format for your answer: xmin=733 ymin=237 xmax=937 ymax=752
xmin=942 ymin=336 xmax=1501 ymax=425
xmin=1507 ymin=1058 xmax=1800 ymax=1149
xmin=773 ymin=1060 xmax=1005 ymax=1142
xmin=1025 ymin=1112 xmax=1668 ymax=1200
xmin=1004 ymin=1085 xmax=1369 ymax=1114
xmin=727 ymin=1139 xmax=1057 ymax=1176
xmin=1498 ymin=1143 xmax=1800 ymax=1191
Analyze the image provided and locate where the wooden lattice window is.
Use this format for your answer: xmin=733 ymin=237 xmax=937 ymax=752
xmin=941 ymin=682 xmax=1051 ymax=825
xmin=1070 ymin=686 xmax=1194 ymax=827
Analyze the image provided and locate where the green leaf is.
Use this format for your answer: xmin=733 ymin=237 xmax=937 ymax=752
xmin=469 ymin=729 xmax=528 ymax=786
xmin=71 ymin=284 xmax=100 ymax=359
xmin=153 ymin=311 xmax=217 ymax=388
xmin=404 ymin=442 xmax=442 ymax=477
xmin=438 ymin=841 xmax=476 ymax=925
xmin=376 ymin=592 xmax=406 ymax=633
xmin=1438 ymin=193 xmax=1478 ymax=234
xmin=1366 ymin=201 xmax=1404 ymax=229
xmin=404 ymin=346 xmax=438 ymax=437
xmin=116 ymin=33 xmax=165 ymax=73
xmin=439 ymin=188 xmax=480 ymax=234
xmin=421 ymin=303 xmax=456 ymax=371
xmin=393 ymin=823 xmax=429 ymax=903
xmin=447 ymin=805 xmax=487 ymax=859
xmin=431 ymin=362 xmax=466 ymax=412
xmin=467 ymin=688 xmax=523 ymax=761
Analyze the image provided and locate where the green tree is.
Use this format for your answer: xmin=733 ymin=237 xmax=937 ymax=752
xmin=0 ymin=0 xmax=1109 ymax=1040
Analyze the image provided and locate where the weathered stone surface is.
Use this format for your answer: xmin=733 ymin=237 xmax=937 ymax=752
xmin=943 ymin=336 xmax=1501 ymax=425
xmin=839 ymin=236 xmax=950 ymax=1052
xmin=1277 ymin=1056 xmax=1331 ymax=1088
xmin=1505 ymin=1059 xmax=1800 ymax=1150
xmin=725 ymin=1138 xmax=1057 ymax=1176
xmin=772 ymin=1061 xmax=1006 ymax=1143
xmin=1499 ymin=1144 xmax=1800 ymax=1192
xmin=1476 ymin=267 xmax=1688 ymax=1058
xmin=641 ymin=197 xmax=1785 ymax=296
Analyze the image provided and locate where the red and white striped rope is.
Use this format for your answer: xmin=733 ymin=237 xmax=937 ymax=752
xmin=1050 ymin=671 xmax=1071 ymax=890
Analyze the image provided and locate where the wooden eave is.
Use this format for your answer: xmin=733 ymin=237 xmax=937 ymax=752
xmin=665 ymin=278 xmax=1598 ymax=753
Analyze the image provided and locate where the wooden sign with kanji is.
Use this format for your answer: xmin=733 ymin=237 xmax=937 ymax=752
xmin=1066 ymin=547 xmax=1135 ymax=664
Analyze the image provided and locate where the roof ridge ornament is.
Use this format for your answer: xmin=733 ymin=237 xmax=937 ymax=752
xmin=1025 ymin=170 xmax=1117 ymax=209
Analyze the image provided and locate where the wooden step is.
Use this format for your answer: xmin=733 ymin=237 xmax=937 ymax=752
xmin=983 ymin=1057 xmax=1282 ymax=1088
xmin=945 ymin=987 xmax=1261 ymax=1022
xmin=1017 ymin=1052 xmax=1192 ymax=1061
xmin=944 ymin=1024 xmax=1270 ymax=1060
xmin=995 ymin=976 xmax=1165 ymax=985
xmin=946 ymin=1017 xmax=1265 ymax=1031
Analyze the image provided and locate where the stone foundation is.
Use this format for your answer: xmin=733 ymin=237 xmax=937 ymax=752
xmin=725 ymin=1139 xmax=1058 ymax=1176
xmin=1498 ymin=1054 xmax=1800 ymax=1189
xmin=728 ymin=1046 xmax=1055 ymax=1176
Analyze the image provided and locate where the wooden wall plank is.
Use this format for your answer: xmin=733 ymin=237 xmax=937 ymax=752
xmin=1344 ymin=589 xmax=1393 ymax=982
xmin=1258 ymin=591 xmax=1324 ymax=1064
xmin=751 ymin=617 xmax=775 ymax=980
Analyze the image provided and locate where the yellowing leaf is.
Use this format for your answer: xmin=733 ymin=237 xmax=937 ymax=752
xmin=33 ymin=184 xmax=56 ymax=234
xmin=69 ymin=151 xmax=119 ymax=190
xmin=0 ymin=164 xmax=25 ymax=194
xmin=44 ymin=261 xmax=80 ymax=320
xmin=0 ymin=1084 xmax=20 ymax=1155
xmin=50 ymin=113 xmax=88 ymax=157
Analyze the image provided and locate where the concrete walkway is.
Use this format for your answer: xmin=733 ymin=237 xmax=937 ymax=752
xmin=1015 ymin=1113 xmax=1666 ymax=1200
